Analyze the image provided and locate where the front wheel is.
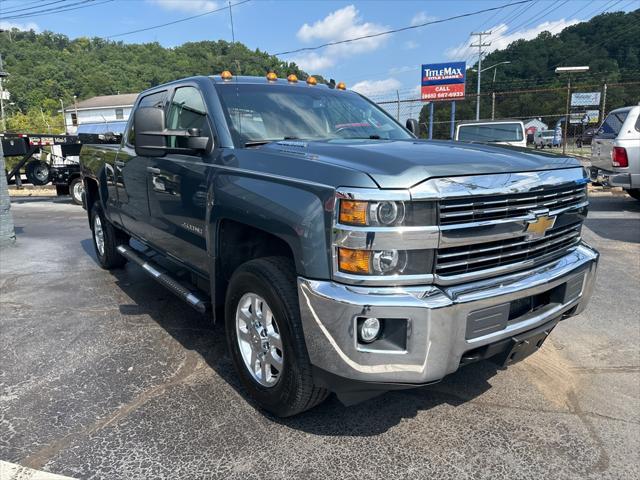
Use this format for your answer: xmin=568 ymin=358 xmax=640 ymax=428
xmin=225 ymin=257 xmax=328 ymax=417
xmin=91 ymin=204 xmax=129 ymax=269
xmin=69 ymin=178 xmax=84 ymax=205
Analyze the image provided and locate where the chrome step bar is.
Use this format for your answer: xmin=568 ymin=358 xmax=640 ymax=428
xmin=116 ymin=245 xmax=208 ymax=314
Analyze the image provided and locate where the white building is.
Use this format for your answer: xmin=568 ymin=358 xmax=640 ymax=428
xmin=63 ymin=93 xmax=138 ymax=134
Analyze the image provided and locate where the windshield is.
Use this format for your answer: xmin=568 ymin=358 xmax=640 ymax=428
xmin=542 ymin=130 xmax=554 ymax=137
xmin=215 ymin=83 xmax=412 ymax=146
xmin=458 ymin=123 xmax=524 ymax=142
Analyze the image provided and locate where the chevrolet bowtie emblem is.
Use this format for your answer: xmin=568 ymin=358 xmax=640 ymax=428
xmin=525 ymin=213 xmax=556 ymax=239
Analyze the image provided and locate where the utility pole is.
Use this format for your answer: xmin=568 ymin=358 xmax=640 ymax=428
xmin=470 ymin=31 xmax=491 ymax=121
xmin=555 ymin=66 xmax=589 ymax=155
xmin=60 ymin=99 xmax=68 ymax=134
xmin=491 ymin=92 xmax=496 ymax=120
xmin=0 ymin=53 xmax=7 ymax=132
xmin=601 ymin=82 xmax=607 ymax=120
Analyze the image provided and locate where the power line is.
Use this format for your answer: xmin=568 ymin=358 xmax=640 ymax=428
xmin=106 ymin=0 xmax=251 ymax=39
xmin=0 ymin=0 xmax=112 ymax=20
xmin=273 ymin=0 xmax=534 ymax=57
xmin=0 ymin=0 xmax=69 ymax=16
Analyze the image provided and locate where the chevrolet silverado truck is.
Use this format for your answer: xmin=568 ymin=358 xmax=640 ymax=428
xmin=80 ymin=74 xmax=599 ymax=417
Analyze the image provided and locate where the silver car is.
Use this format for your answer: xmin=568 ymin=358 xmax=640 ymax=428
xmin=590 ymin=105 xmax=640 ymax=200
xmin=533 ymin=129 xmax=555 ymax=149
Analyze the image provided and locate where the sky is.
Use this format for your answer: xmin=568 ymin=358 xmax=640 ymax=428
xmin=0 ymin=0 xmax=637 ymax=97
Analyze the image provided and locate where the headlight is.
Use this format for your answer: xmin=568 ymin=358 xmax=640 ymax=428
xmin=338 ymin=199 xmax=434 ymax=227
xmin=338 ymin=247 xmax=431 ymax=276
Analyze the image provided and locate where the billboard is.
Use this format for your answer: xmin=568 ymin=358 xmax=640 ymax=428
xmin=421 ymin=62 xmax=466 ymax=101
xmin=571 ymin=92 xmax=601 ymax=107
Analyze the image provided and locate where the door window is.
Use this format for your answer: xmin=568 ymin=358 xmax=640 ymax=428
xmin=166 ymin=86 xmax=209 ymax=149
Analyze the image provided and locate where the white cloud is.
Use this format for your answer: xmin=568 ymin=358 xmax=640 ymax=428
xmin=446 ymin=18 xmax=580 ymax=60
xmin=0 ymin=20 xmax=40 ymax=32
xmin=147 ymin=0 xmax=217 ymax=14
xmin=404 ymin=40 xmax=419 ymax=49
xmin=411 ymin=11 xmax=436 ymax=26
xmin=292 ymin=5 xmax=388 ymax=73
xmin=352 ymin=78 xmax=402 ymax=97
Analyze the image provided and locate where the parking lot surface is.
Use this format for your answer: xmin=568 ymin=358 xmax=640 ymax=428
xmin=1 ymin=193 xmax=639 ymax=479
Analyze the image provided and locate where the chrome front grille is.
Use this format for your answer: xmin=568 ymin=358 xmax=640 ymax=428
xmin=436 ymin=221 xmax=582 ymax=277
xmin=439 ymin=184 xmax=587 ymax=225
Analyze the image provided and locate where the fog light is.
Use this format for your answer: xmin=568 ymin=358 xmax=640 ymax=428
xmin=360 ymin=317 xmax=381 ymax=343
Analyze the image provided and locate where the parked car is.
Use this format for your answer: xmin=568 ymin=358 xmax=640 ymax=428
xmin=590 ymin=105 xmax=640 ymax=201
xmin=575 ymin=126 xmax=598 ymax=148
xmin=534 ymin=129 xmax=555 ymax=149
xmin=455 ymin=120 xmax=527 ymax=148
xmin=80 ymin=74 xmax=598 ymax=416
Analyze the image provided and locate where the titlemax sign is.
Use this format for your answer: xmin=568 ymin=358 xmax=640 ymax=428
xmin=421 ymin=61 xmax=467 ymax=102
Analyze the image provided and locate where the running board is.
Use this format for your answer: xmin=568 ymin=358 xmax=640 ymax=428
xmin=116 ymin=245 xmax=208 ymax=314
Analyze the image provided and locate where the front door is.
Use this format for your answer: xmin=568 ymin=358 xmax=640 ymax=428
xmin=146 ymin=86 xmax=211 ymax=275
xmin=115 ymin=90 xmax=168 ymax=241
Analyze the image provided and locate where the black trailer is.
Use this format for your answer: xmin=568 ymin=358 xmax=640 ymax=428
xmin=2 ymin=133 xmax=84 ymax=204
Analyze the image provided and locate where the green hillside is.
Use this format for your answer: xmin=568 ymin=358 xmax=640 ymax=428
xmin=0 ymin=33 xmax=313 ymax=132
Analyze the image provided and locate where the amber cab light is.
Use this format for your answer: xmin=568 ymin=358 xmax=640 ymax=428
xmin=338 ymin=248 xmax=371 ymax=274
xmin=287 ymin=74 xmax=298 ymax=83
xmin=221 ymin=70 xmax=233 ymax=80
xmin=612 ymin=147 xmax=628 ymax=167
xmin=266 ymin=72 xmax=278 ymax=81
xmin=307 ymin=76 xmax=317 ymax=85
xmin=339 ymin=200 xmax=368 ymax=225
xmin=336 ymin=82 xmax=346 ymax=90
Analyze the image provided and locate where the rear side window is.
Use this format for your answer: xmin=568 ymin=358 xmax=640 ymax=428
xmin=598 ymin=111 xmax=628 ymax=138
xmin=458 ymin=123 xmax=523 ymax=142
xmin=126 ymin=90 xmax=166 ymax=146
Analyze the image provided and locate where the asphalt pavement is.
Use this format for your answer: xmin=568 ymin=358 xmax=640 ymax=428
xmin=0 ymin=192 xmax=638 ymax=480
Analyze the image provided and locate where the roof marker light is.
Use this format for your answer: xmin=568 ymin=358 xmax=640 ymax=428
xmin=306 ymin=76 xmax=317 ymax=86
xmin=287 ymin=74 xmax=298 ymax=83
xmin=266 ymin=72 xmax=278 ymax=81
xmin=221 ymin=70 xmax=233 ymax=80
xmin=337 ymin=82 xmax=346 ymax=90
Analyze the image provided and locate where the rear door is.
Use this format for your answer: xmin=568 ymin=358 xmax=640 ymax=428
xmin=146 ymin=85 xmax=212 ymax=274
xmin=592 ymin=110 xmax=628 ymax=171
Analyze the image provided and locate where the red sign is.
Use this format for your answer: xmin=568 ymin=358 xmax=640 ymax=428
xmin=421 ymin=83 xmax=465 ymax=101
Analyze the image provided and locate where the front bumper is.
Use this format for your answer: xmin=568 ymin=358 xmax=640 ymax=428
xmin=298 ymin=243 xmax=598 ymax=386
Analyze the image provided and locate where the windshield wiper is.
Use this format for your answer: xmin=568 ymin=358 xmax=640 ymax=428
xmin=342 ymin=135 xmax=383 ymax=140
xmin=244 ymin=137 xmax=302 ymax=147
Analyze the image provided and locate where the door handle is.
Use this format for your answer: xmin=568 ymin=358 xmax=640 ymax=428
xmin=147 ymin=166 xmax=161 ymax=174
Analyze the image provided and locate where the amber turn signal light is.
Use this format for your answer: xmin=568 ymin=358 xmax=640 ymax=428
xmin=338 ymin=248 xmax=371 ymax=274
xmin=339 ymin=200 xmax=368 ymax=225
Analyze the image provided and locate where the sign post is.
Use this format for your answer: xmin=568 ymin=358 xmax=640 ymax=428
xmin=421 ymin=62 xmax=466 ymax=140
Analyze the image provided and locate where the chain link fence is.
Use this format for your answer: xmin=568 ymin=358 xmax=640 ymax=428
xmin=372 ymin=82 xmax=640 ymax=144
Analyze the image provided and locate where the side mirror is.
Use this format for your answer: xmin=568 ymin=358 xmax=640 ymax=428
xmin=406 ymin=118 xmax=420 ymax=137
xmin=134 ymin=107 xmax=167 ymax=157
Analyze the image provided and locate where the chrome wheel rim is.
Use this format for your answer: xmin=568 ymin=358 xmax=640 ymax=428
xmin=94 ymin=216 xmax=105 ymax=256
xmin=72 ymin=181 xmax=84 ymax=202
xmin=235 ymin=293 xmax=283 ymax=387
xmin=34 ymin=165 xmax=49 ymax=182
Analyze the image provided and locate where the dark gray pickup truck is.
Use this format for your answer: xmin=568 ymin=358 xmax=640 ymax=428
xmin=80 ymin=74 xmax=599 ymax=416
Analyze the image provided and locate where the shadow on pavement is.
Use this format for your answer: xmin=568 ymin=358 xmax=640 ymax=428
xmin=107 ymin=262 xmax=501 ymax=436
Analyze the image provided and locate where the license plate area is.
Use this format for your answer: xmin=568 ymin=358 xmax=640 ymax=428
xmin=495 ymin=320 xmax=557 ymax=367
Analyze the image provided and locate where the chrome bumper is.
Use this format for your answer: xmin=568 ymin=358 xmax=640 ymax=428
xmin=298 ymin=243 xmax=599 ymax=385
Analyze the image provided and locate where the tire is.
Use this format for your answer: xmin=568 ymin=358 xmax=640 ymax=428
xmin=90 ymin=204 xmax=129 ymax=269
xmin=225 ymin=257 xmax=329 ymax=417
xmin=625 ymin=189 xmax=640 ymax=201
xmin=25 ymin=160 xmax=50 ymax=186
xmin=56 ymin=184 xmax=70 ymax=196
xmin=69 ymin=177 xmax=84 ymax=205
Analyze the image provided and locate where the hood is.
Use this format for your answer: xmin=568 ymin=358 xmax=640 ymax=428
xmin=263 ymin=139 xmax=581 ymax=189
